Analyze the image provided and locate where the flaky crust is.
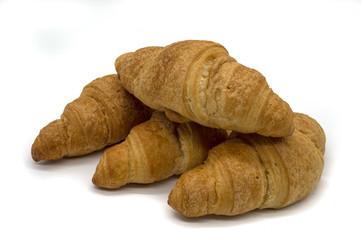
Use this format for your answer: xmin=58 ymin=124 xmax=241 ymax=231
xmin=168 ymin=113 xmax=325 ymax=217
xmin=115 ymin=40 xmax=294 ymax=137
xmin=92 ymin=111 xmax=227 ymax=189
xmin=31 ymin=74 xmax=151 ymax=161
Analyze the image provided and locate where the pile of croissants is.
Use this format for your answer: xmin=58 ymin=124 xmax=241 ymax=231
xmin=32 ymin=40 xmax=325 ymax=217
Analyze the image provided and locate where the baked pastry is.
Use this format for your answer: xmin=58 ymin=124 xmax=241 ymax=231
xmin=168 ymin=113 xmax=325 ymax=217
xmin=32 ymin=74 xmax=151 ymax=161
xmin=92 ymin=111 xmax=227 ymax=188
xmin=115 ymin=40 xmax=293 ymax=137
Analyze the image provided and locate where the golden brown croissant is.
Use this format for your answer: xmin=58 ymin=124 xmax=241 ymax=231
xmin=31 ymin=74 xmax=151 ymax=161
xmin=92 ymin=111 xmax=227 ymax=189
xmin=115 ymin=40 xmax=294 ymax=137
xmin=168 ymin=113 xmax=325 ymax=217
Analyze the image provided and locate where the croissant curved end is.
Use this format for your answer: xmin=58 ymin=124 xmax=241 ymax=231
xmin=168 ymin=167 xmax=211 ymax=217
xmin=31 ymin=120 xmax=67 ymax=162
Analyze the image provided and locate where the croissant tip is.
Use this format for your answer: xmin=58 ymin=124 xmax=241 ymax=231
xmin=92 ymin=166 xmax=106 ymax=187
xmin=31 ymin=119 xmax=68 ymax=161
xmin=31 ymin=137 xmax=44 ymax=162
xmin=31 ymin=138 xmax=64 ymax=162
xmin=32 ymin=157 xmax=41 ymax=162
xmin=91 ymin=175 xmax=99 ymax=186
xmin=92 ymin=155 xmax=121 ymax=189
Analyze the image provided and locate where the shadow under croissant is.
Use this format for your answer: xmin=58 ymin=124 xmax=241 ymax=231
xmin=90 ymin=175 xmax=180 ymax=197
xmin=27 ymin=149 xmax=105 ymax=168
xmin=26 ymin=146 xmax=105 ymax=185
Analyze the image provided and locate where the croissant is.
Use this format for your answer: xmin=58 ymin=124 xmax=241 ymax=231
xmin=168 ymin=113 xmax=325 ymax=217
xmin=115 ymin=40 xmax=294 ymax=137
xmin=92 ymin=111 xmax=227 ymax=189
xmin=31 ymin=74 xmax=151 ymax=161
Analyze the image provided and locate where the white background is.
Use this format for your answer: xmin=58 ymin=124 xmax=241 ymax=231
xmin=1 ymin=0 xmax=360 ymax=239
